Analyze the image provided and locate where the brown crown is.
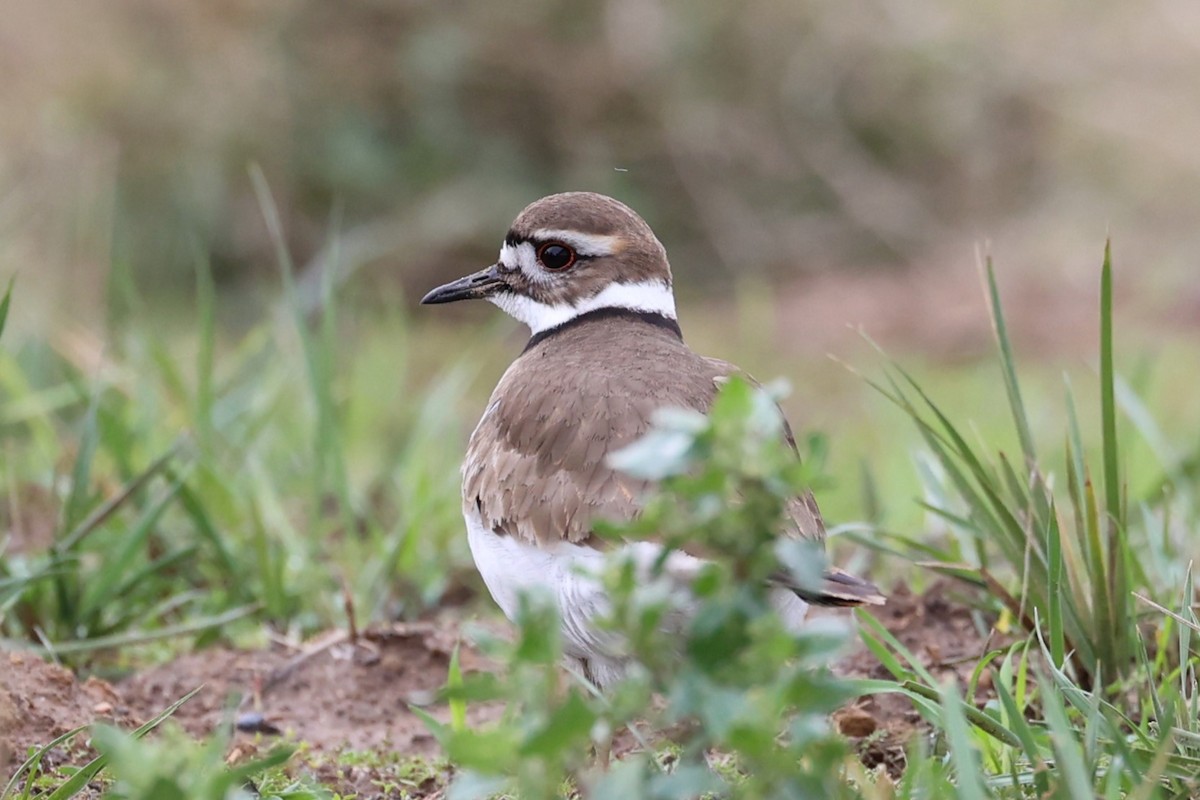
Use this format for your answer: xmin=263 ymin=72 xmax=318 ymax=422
xmin=502 ymin=193 xmax=673 ymax=305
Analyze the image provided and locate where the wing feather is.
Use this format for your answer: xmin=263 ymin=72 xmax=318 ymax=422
xmin=463 ymin=320 xmax=826 ymax=547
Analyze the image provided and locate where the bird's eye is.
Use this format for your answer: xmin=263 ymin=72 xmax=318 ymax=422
xmin=536 ymin=242 xmax=576 ymax=271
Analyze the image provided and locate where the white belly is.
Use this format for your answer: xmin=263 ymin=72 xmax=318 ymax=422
xmin=466 ymin=510 xmax=615 ymax=660
xmin=464 ymin=510 xmax=809 ymax=687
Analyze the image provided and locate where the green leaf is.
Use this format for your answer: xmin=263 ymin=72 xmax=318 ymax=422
xmin=608 ymin=407 xmax=706 ymax=480
xmin=409 ymin=704 xmax=450 ymax=746
xmin=446 ymin=643 xmax=467 ymax=732
xmin=445 ymin=727 xmax=521 ymax=774
xmin=447 ymin=771 xmax=511 ymax=800
xmin=521 ymin=691 xmax=596 ymax=755
xmin=648 ymin=764 xmax=724 ymax=797
xmin=512 ymin=591 xmax=562 ymax=665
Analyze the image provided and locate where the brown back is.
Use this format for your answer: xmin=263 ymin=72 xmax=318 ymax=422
xmin=463 ymin=314 xmax=826 ymax=547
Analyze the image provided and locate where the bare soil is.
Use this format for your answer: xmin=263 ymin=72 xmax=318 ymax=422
xmin=1 ymin=581 xmax=996 ymax=795
xmin=117 ymin=621 xmax=505 ymax=757
xmin=831 ymin=580 xmax=1002 ymax=777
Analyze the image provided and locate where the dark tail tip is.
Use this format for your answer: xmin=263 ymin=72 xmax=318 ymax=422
xmin=773 ymin=566 xmax=886 ymax=607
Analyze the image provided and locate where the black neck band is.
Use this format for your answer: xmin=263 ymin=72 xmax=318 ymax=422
xmin=522 ymin=307 xmax=682 ymax=354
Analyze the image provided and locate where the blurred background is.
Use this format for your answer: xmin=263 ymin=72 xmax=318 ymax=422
xmin=2 ymin=0 xmax=1199 ymax=590
xmin=4 ymin=0 xmax=1200 ymax=334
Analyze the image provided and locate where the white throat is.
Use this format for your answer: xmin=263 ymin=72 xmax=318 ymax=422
xmin=489 ymin=280 xmax=677 ymax=335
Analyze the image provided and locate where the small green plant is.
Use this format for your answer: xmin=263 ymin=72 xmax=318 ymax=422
xmin=2 ymin=689 xmax=198 ymax=800
xmin=91 ymin=723 xmax=320 ymax=800
xmin=431 ymin=377 xmax=865 ymax=799
xmin=5 ymin=695 xmax=325 ymax=800
xmin=593 ymin=377 xmax=861 ymax=798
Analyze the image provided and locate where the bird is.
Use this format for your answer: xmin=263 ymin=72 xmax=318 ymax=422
xmin=422 ymin=192 xmax=883 ymax=690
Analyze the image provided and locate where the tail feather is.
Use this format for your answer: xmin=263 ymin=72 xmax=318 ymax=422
xmin=770 ymin=565 xmax=886 ymax=607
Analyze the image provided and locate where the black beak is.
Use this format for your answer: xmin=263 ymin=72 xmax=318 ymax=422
xmin=420 ymin=264 xmax=507 ymax=305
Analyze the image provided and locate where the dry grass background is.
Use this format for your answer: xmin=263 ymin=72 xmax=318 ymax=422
xmin=2 ymin=0 xmax=1199 ymax=335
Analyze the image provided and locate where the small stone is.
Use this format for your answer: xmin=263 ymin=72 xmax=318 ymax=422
xmin=235 ymin=712 xmax=282 ymax=735
xmin=836 ymin=708 xmax=878 ymax=738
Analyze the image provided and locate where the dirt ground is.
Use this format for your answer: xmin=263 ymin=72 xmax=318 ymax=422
xmin=829 ymin=581 xmax=1000 ymax=776
xmin=1 ymin=580 xmax=996 ymax=796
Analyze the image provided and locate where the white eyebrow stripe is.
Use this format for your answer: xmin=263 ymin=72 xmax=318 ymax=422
xmin=529 ymin=229 xmax=623 ymax=257
xmin=488 ymin=279 xmax=676 ymax=335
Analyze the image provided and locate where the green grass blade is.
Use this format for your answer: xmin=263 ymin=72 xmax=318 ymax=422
xmin=0 ymin=276 xmax=13 ymax=341
xmin=98 ymin=550 xmax=202 ymax=634
xmin=1098 ymin=240 xmax=1131 ymax=673
xmin=1127 ymin=732 xmax=1181 ymax=800
xmin=938 ymin=678 xmax=988 ymax=800
xmin=0 ymin=725 xmax=89 ymax=800
xmin=77 ymin=478 xmax=185 ymax=616
xmin=1180 ymin=566 xmax=1195 ymax=709
xmin=251 ymin=163 xmax=351 ymax=522
xmin=855 ymin=608 xmax=937 ymax=685
xmin=1132 ymin=624 xmax=1166 ymax=730
xmin=35 ymin=604 xmax=258 ymax=656
xmin=48 ymin=385 xmax=103 ymax=630
xmin=1064 ymin=377 xmax=1089 ymax=514
xmin=194 ymin=249 xmax=217 ymax=450
xmin=897 ymin=680 xmax=1021 ymax=748
xmin=448 ymin=642 xmax=467 ymax=732
xmin=1135 ymin=592 xmax=1200 ymax=635
xmin=171 ymin=475 xmax=241 ymax=590
xmin=844 ymin=679 xmax=942 ymax=728
xmin=992 ymin=673 xmax=1050 ymax=796
xmin=1062 ymin=384 xmax=1101 ymax=638
xmin=1045 ymin=502 xmax=1066 ymax=668
xmin=56 ymin=444 xmax=180 ymax=553
xmin=886 ymin=363 xmax=1039 ymax=574
xmin=1039 ymin=676 xmax=1097 ymax=799
xmin=1082 ymin=477 xmax=1113 ymax=678
xmin=1098 ymin=239 xmax=1121 ymax=532
xmin=984 ymin=257 xmax=1037 ymax=466
xmin=61 ymin=386 xmax=101 ymax=536
xmin=854 ymin=523 xmax=962 ymax=563
xmin=39 ymin=686 xmax=203 ymax=800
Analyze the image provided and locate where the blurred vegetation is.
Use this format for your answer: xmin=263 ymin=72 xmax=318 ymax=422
xmin=3 ymin=0 xmax=1200 ymax=332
